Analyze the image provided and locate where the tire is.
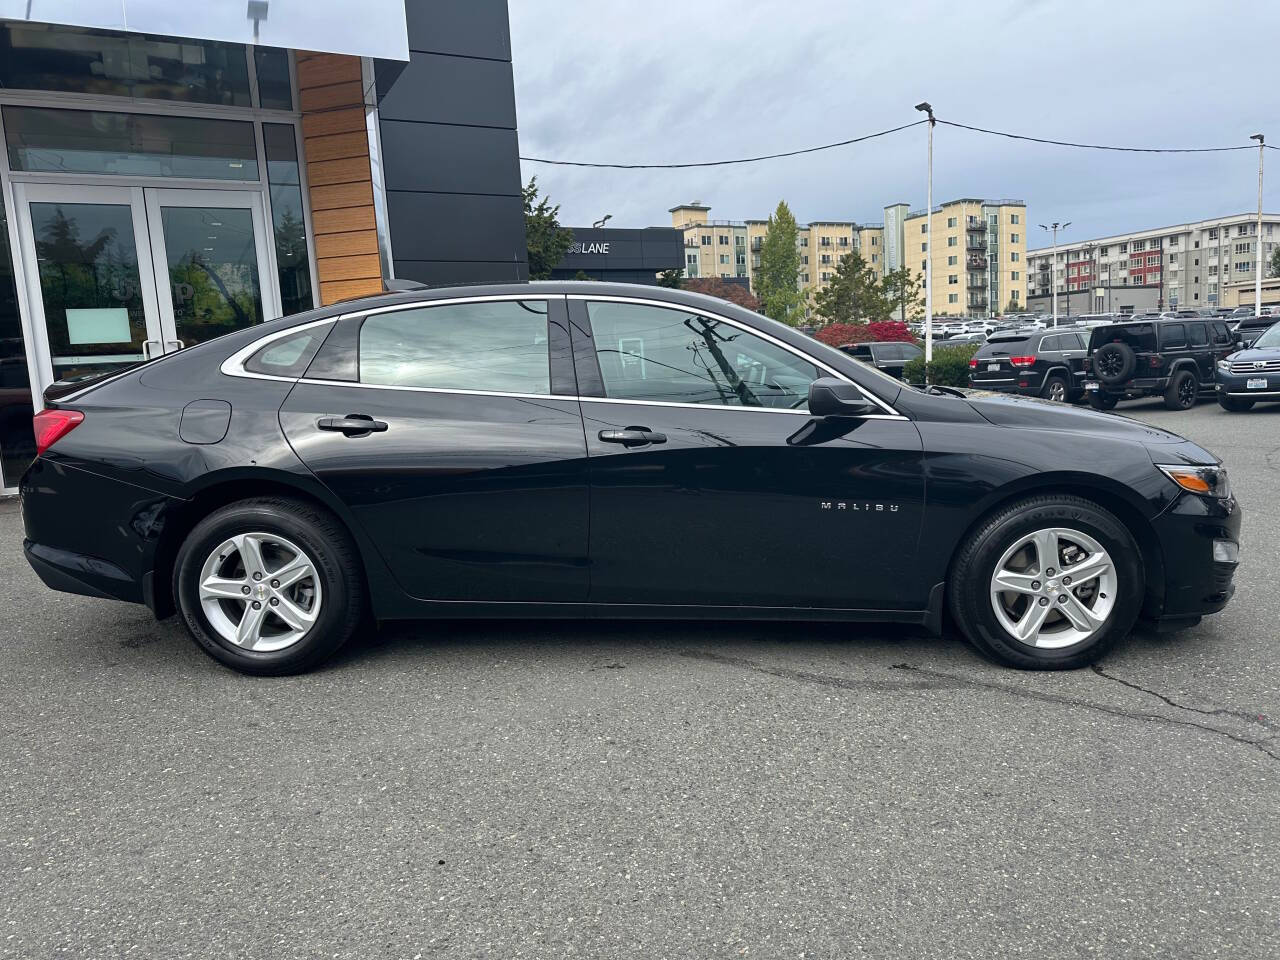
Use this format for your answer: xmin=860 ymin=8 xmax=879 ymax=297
xmin=1217 ymin=394 xmax=1255 ymax=412
xmin=948 ymin=495 xmax=1144 ymax=670
xmin=174 ymin=497 xmax=365 ymax=675
xmin=1041 ymin=374 xmax=1069 ymax=403
xmin=1087 ymin=392 xmax=1118 ymax=410
xmin=1163 ymin=369 xmax=1198 ymax=410
xmin=1093 ymin=342 xmax=1136 ymax=384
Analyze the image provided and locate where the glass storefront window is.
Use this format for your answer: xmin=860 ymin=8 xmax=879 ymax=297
xmin=254 ymin=48 xmax=294 ymax=111
xmin=4 ymin=106 xmax=259 ymax=181
xmin=0 ymin=23 xmax=253 ymax=107
xmin=264 ymin=124 xmax=314 ymax=316
xmin=0 ymin=207 xmax=35 ymax=488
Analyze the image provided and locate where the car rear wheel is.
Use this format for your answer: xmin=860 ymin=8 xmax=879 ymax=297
xmin=174 ymin=497 xmax=365 ymax=675
xmin=1217 ymin=395 xmax=1255 ymax=412
xmin=1087 ymin=392 xmax=1118 ymax=410
xmin=1163 ymin=369 xmax=1198 ymax=410
xmin=948 ymin=495 xmax=1143 ymax=670
xmin=1041 ymin=374 xmax=1068 ymax=403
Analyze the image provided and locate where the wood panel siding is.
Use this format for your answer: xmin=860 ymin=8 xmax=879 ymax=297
xmin=296 ymin=51 xmax=384 ymax=304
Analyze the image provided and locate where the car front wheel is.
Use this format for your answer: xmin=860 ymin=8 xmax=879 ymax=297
xmin=948 ymin=495 xmax=1144 ymax=669
xmin=174 ymin=497 xmax=365 ymax=675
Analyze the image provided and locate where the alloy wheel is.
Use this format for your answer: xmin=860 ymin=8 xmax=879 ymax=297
xmin=197 ymin=532 xmax=323 ymax=652
xmin=988 ymin=527 xmax=1117 ymax=649
xmin=1047 ymin=380 xmax=1066 ymax=402
xmin=1178 ymin=376 xmax=1196 ymax=406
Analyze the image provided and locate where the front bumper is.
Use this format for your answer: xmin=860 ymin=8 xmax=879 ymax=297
xmin=1215 ymin=370 xmax=1280 ymax=400
xmin=1149 ymin=489 xmax=1242 ymax=620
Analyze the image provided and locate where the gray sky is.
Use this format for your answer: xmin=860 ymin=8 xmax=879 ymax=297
xmin=510 ymin=0 xmax=1280 ymax=251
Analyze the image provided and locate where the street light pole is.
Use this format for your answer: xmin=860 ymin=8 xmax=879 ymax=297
xmin=1039 ymin=221 xmax=1070 ymax=327
xmin=916 ymin=102 xmax=935 ymax=363
xmin=1251 ymin=134 xmax=1264 ymax=314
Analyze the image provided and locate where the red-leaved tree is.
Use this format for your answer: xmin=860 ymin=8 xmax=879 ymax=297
xmin=814 ymin=320 xmax=916 ymax=347
xmin=680 ymin=277 xmax=762 ymax=312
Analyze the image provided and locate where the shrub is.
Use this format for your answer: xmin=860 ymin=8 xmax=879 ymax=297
xmin=901 ymin=342 xmax=980 ymax=387
xmin=813 ymin=320 xmax=917 ymax=348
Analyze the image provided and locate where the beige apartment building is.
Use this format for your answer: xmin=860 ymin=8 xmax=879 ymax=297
xmin=902 ymin=199 xmax=1028 ymax=317
xmin=669 ymin=203 xmax=885 ymax=307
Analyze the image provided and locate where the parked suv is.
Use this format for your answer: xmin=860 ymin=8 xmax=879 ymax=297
xmin=1232 ymin=314 xmax=1276 ymax=347
xmin=1215 ymin=319 xmax=1280 ymax=411
xmin=839 ymin=340 xmax=923 ymax=380
xmin=968 ymin=329 xmax=1088 ymax=402
xmin=1084 ymin=318 xmax=1235 ymax=410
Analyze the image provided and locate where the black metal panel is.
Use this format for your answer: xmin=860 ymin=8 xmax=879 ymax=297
xmin=376 ymin=54 xmax=517 ymax=128
xmin=379 ymin=120 xmax=520 ymax=195
xmin=374 ymin=0 xmax=527 ymax=285
xmin=554 ymin=227 xmax=684 ymax=275
xmin=404 ymin=0 xmax=512 ymax=60
xmin=386 ymin=191 xmax=525 ymax=263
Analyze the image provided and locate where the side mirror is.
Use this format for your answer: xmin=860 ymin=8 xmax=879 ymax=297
xmin=808 ymin=377 xmax=872 ymax=418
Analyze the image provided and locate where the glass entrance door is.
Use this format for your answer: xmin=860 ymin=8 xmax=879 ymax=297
xmin=14 ymin=182 xmax=277 ymax=398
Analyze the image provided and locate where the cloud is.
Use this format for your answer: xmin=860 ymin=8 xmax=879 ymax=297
xmin=509 ymin=0 xmax=1280 ymax=244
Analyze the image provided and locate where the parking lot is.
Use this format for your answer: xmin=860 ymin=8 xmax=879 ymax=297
xmin=1 ymin=399 xmax=1277 ymax=959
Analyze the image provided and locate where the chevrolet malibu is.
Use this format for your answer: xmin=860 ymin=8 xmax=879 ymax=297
xmin=21 ymin=283 xmax=1241 ymax=674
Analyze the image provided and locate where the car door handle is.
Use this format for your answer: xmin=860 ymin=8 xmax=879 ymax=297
xmin=599 ymin=427 xmax=667 ymax=447
xmin=318 ymin=415 xmax=388 ymax=436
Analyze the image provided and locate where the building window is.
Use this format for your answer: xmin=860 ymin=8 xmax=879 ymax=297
xmin=701 ymin=235 xmax=711 ymax=245
xmin=839 ymin=236 xmax=849 ymax=247
xmin=1010 ymin=214 xmax=1020 ymax=224
xmin=871 ymin=236 xmax=877 ymax=246
xmin=871 ymin=254 xmax=878 ymax=263
xmin=719 ymin=254 xmax=729 ymax=264
xmin=1010 ymin=233 xmax=1019 ymax=243
xmin=947 ymin=237 xmax=957 ymax=247
xmin=1011 ymin=271 xmax=1020 ymax=280
xmin=735 ymin=235 xmax=745 ymax=246
xmin=263 ymin=124 xmax=314 ymax=317
xmin=921 ymin=243 xmax=927 ymax=252
xmin=947 ymin=217 xmax=957 ymax=228
xmin=718 ymin=235 xmax=729 ymax=245
xmin=686 ymin=253 xmax=698 ymax=266
xmin=921 ymin=224 xmax=927 ymax=233
xmin=800 ymin=237 xmax=809 ymax=247
xmin=1010 ymin=252 xmax=1019 ymax=262
xmin=947 ymin=255 xmax=957 ymax=266
xmin=948 ymin=293 xmax=958 ymax=304
xmin=948 ymin=275 xmax=958 ymax=285
xmin=802 ymin=273 xmax=810 ymax=283
xmin=1208 ymin=229 xmax=1218 ymax=240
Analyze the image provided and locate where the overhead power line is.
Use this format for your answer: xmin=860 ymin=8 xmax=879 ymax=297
xmin=936 ymin=119 xmax=1261 ymax=154
xmin=518 ymin=119 xmax=926 ymax=169
xmin=519 ymin=115 xmax=1278 ymax=169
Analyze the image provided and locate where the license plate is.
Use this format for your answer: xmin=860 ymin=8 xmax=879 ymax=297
xmin=987 ymin=363 xmax=1001 ymax=372
xmin=1247 ymin=378 xmax=1268 ymax=389
xmin=1084 ymin=381 xmax=1099 ymax=391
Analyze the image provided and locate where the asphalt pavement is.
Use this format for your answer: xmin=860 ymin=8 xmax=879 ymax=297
xmin=1 ymin=398 xmax=1277 ymax=959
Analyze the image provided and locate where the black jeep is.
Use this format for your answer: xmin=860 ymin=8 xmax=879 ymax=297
xmin=1083 ymin=317 xmax=1236 ymax=411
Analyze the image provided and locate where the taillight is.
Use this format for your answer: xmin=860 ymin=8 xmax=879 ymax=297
xmin=33 ymin=409 xmax=83 ymax=456
xmin=968 ymin=358 xmax=980 ymax=368
xmin=1009 ymin=355 xmax=1036 ymax=368
xmin=1148 ymin=354 xmax=1162 ymax=368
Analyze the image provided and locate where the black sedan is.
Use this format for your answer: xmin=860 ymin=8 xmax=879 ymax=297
xmin=1216 ymin=319 xmax=1280 ymax=410
xmin=22 ymin=283 xmax=1241 ymax=674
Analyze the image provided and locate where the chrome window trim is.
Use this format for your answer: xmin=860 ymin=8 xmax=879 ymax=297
xmin=220 ymin=316 xmax=338 ymax=381
xmin=218 ymin=292 xmax=908 ymax=420
xmin=568 ymin=293 xmax=901 ymax=416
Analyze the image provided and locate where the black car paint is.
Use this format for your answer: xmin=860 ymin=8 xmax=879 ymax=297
xmin=21 ymin=282 xmax=1240 ymax=633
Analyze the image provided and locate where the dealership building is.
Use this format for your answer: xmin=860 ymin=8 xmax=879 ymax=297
xmin=0 ymin=1 xmax=528 ymax=493
xmin=550 ymin=226 xmax=683 ymax=284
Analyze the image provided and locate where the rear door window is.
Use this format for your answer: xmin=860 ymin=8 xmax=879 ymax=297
xmin=357 ymin=300 xmax=551 ymax=394
xmin=1161 ymin=323 xmax=1187 ymax=349
xmin=1211 ymin=321 xmax=1233 ymax=345
xmin=1188 ymin=323 xmax=1209 ymax=347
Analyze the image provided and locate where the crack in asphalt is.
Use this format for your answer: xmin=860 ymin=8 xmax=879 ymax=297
xmin=679 ymin=650 xmax=1280 ymax=764
xmin=1091 ymin=665 xmax=1279 ymax=732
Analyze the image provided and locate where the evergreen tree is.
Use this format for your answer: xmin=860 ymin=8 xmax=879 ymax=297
xmin=755 ymin=201 xmax=804 ymax=325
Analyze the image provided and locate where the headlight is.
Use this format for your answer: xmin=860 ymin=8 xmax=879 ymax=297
xmin=1216 ymin=359 xmax=1231 ymax=374
xmin=1157 ymin=463 xmax=1231 ymax=498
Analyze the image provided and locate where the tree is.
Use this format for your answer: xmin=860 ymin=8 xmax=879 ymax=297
xmin=681 ymin=276 xmax=761 ymax=312
xmin=813 ymin=248 xmax=893 ymax=325
xmin=882 ymin=266 xmax=924 ymax=322
xmin=1270 ymin=246 xmax=1280 ymax=278
xmin=523 ymin=177 xmax=573 ymax=280
xmin=755 ymin=201 xmax=804 ymax=325
xmin=656 ymin=268 xmax=683 ymax=288
xmin=1005 ymin=297 xmax=1022 ymax=314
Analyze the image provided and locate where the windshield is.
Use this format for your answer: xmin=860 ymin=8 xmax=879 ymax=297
xmin=1253 ymin=322 xmax=1280 ymax=348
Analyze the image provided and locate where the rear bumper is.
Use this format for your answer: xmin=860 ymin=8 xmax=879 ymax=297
xmin=24 ymin=539 xmax=142 ymax=604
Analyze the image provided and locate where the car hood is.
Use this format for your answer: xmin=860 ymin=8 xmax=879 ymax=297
xmin=961 ymin=390 xmax=1191 ymax=444
xmin=1225 ymin=346 xmax=1280 ymax=362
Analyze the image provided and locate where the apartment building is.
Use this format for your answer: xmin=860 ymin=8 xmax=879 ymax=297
xmin=669 ymin=203 xmax=884 ymax=305
xmin=902 ymin=199 xmax=1028 ymax=317
xmin=1025 ymin=212 xmax=1280 ymax=315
